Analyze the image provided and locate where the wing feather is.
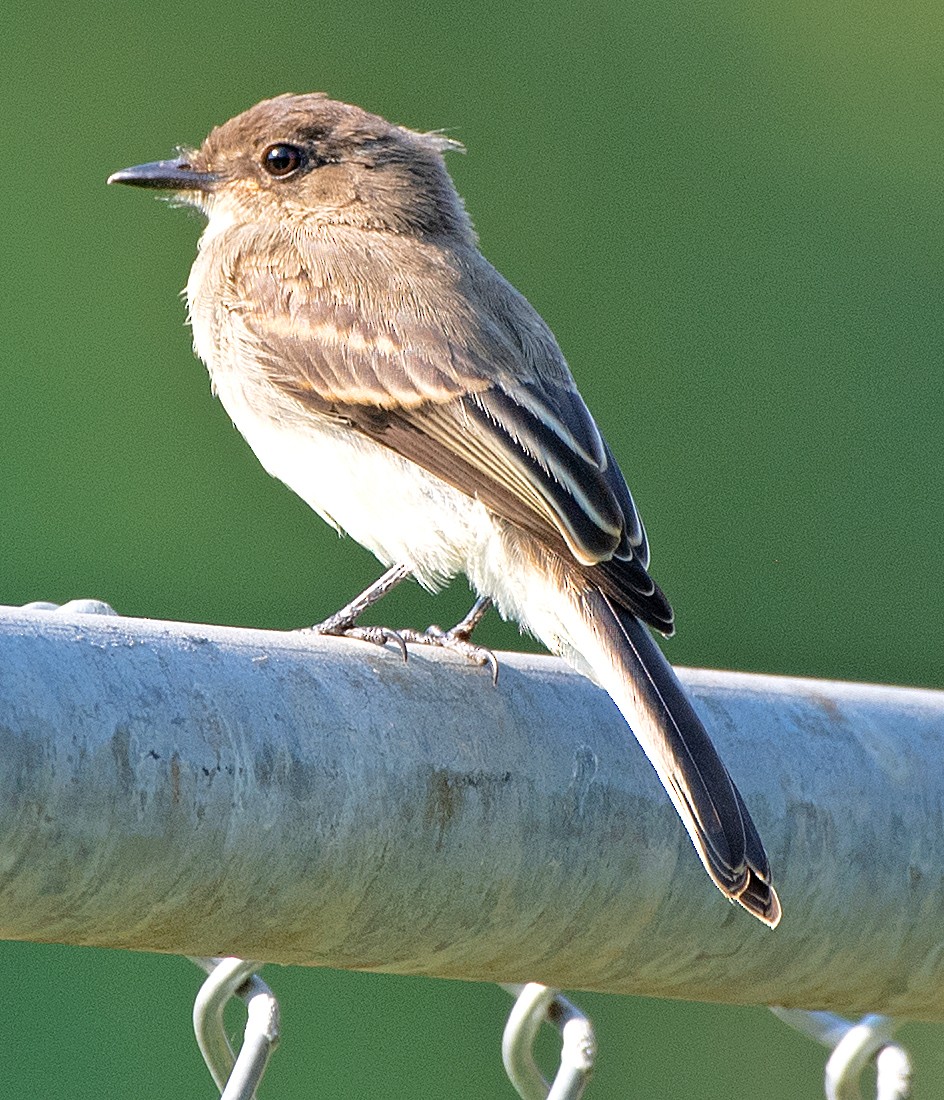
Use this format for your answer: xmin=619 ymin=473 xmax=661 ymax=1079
xmin=227 ymin=240 xmax=673 ymax=629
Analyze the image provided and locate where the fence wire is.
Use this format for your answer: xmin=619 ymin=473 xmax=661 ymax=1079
xmin=186 ymin=959 xmax=913 ymax=1099
xmin=190 ymin=958 xmax=280 ymax=1100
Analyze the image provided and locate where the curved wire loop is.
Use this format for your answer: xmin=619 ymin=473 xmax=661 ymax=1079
xmin=190 ymin=957 xmax=281 ymax=1100
xmin=771 ymin=1008 xmax=911 ymax=1100
xmin=500 ymin=983 xmax=595 ymax=1100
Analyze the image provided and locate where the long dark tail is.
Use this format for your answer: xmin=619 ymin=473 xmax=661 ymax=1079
xmin=580 ymin=586 xmax=781 ymax=927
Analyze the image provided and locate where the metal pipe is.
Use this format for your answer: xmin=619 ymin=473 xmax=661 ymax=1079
xmin=0 ymin=603 xmax=940 ymax=1019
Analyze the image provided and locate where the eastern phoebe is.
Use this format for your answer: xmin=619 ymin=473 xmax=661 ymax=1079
xmin=109 ymin=93 xmax=780 ymax=926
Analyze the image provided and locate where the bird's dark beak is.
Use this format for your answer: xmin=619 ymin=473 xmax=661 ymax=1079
xmin=107 ymin=157 xmax=217 ymax=192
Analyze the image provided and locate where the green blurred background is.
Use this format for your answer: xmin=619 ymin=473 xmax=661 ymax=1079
xmin=3 ymin=0 xmax=944 ymax=1095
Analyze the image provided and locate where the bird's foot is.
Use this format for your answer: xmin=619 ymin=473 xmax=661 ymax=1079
xmin=304 ymin=564 xmax=413 ymax=659
xmin=306 ymin=615 xmax=409 ymax=662
xmin=306 ymin=584 xmax=496 ymax=680
xmin=396 ymin=623 xmax=499 ymax=684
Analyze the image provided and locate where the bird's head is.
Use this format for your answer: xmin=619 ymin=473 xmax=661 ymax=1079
xmin=108 ymin=92 xmax=472 ymax=241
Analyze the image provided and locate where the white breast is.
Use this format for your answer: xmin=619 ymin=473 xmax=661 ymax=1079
xmin=185 ymin=207 xmax=548 ymax=632
xmin=210 ymin=364 xmax=504 ymax=594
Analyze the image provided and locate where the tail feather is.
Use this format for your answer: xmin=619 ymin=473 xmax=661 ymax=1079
xmin=583 ymin=586 xmax=780 ymax=927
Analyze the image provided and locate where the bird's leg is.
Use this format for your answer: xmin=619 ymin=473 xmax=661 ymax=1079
xmin=309 ymin=569 xmax=498 ymax=680
xmin=308 ymin=563 xmax=413 ymax=658
xmin=450 ymin=595 xmax=494 ymax=639
xmin=397 ymin=596 xmax=500 ymax=683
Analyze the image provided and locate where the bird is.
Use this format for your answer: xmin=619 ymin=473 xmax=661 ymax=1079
xmin=108 ymin=92 xmax=780 ymax=927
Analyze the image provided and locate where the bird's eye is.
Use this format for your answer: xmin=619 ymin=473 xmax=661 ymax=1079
xmin=262 ymin=144 xmax=305 ymax=178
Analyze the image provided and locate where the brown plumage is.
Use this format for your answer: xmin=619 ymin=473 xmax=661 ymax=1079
xmin=109 ymin=93 xmax=780 ymax=926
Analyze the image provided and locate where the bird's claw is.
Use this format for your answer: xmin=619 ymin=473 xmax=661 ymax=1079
xmin=397 ymin=625 xmax=500 ymax=684
xmin=307 ymin=621 xmax=409 ymax=662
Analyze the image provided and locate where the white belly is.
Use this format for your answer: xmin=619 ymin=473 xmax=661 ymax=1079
xmin=207 ymin=366 xmax=587 ymax=667
xmin=185 ymin=219 xmax=578 ymax=657
xmin=211 ymin=368 xmax=501 ymax=594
